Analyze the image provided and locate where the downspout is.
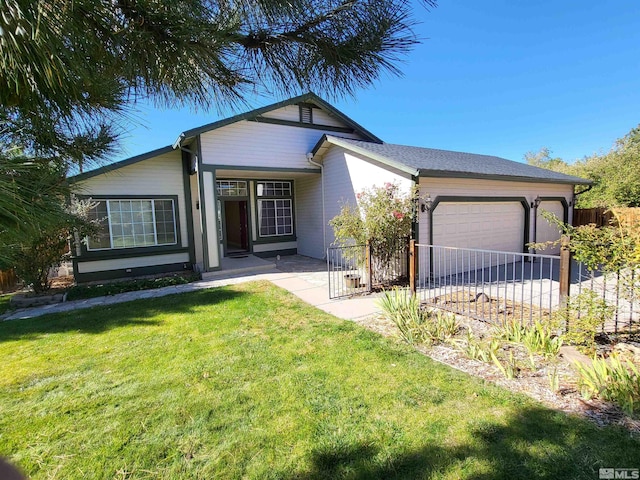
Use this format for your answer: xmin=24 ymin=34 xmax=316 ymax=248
xmin=572 ymin=184 xmax=593 ymax=206
xmin=306 ymin=152 xmax=326 ymax=258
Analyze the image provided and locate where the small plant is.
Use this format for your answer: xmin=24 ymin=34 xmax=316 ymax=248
xmin=495 ymin=318 xmax=562 ymax=370
xmin=547 ymin=364 xmax=560 ymax=393
xmin=496 ymin=318 xmax=525 ymax=344
xmin=428 ymin=310 xmax=460 ymax=343
xmin=378 ymin=290 xmax=459 ymax=346
xmin=66 ymin=273 xmax=201 ymax=300
xmin=556 ymin=290 xmax=613 ymax=355
xmin=378 ymin=288 xmax=424 ymax=344
xmin=491 ymin=348 xmax=518 ymax=379
xmin=521 ymin=320 xmax=563 ymax=359
xmin=574 ymin=354 xmax=640 ymax=416
xmin=459 ymin=329 xmax=491 ymax=362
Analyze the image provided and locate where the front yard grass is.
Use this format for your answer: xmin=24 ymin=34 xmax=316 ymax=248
xmin=0 ymin=281 xmax=638 ymax=479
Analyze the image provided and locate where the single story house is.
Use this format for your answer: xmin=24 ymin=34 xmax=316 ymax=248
xmin=70 ymin=93 xmax=590 ymax=282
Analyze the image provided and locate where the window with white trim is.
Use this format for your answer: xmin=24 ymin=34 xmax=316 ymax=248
xmin=87 ymin=199 xmax=177 ymax=250
xmin=216 ymin=180 xmax=247 ymax=197
xmin=256 ymin=181 xmax=293 ymax=237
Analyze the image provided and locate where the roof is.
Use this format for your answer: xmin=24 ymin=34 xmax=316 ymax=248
xmin=312 ymin=136 xmax=592 ymax=185
xmin=174 ymin=92 xmax=382 ymax=146
xmin=68 ymin=145 xmax=175 ymax=183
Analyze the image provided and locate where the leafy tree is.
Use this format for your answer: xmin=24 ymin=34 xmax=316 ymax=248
xmin=578 ymin=126 xmax=640 ymax=207
xmin=524 ymin=125 xmax=640 ymax=208
xmin=524 ymin=147 xmax=572 ymax=174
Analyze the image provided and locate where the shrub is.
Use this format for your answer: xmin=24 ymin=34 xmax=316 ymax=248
xmin=10 ymin=197 xmax=99 ymax=293
xmin=555 ymin=290 xmax=613 ymax=355
xmin=378 ymin=288 xmax=459 ymax=346
xmin=574 ymin=355 xmax=640 ymax=416
xmin=495 ymin=318 xmax=562 ymax=359
xmin=66 ymin=273 xmax=201 ymax=300
xmin=330 ymin=182 xmax=418 ymax=273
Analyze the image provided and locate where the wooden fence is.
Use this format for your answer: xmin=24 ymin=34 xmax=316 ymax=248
xmin=572 ymin=208 xmax=614 ymax=227
xmin=0 ymin=269 xmax=18 ymax=292
xmin=573 ymin=207 xmax=640 ymax=228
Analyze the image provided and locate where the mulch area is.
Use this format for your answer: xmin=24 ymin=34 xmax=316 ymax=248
xmin=354 ymin=310 xmax=640 ymax=434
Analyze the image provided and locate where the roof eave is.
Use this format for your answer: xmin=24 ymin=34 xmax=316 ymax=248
xmin=418 ymin=169 xmax=593 ymax=185
xmin=68 ymin=145 xmax=175 ymax=183
xmin=312 ymin=135 xmax=418 ymax=177
xmin=176 ymin=92 xmax=382 ymax=144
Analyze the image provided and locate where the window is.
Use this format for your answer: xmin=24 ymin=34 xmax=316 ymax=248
xmin=258 ymin=199 xmax=293 ymax=236
xmin=256 ymin=181 xmax=291 ymax=197
xmin=216 ymin=180 xmax=247 ymax=197
xmin=87 ymin=199 xmax=177 ymax=250
xmin=256 ymin=181 xmax=293 ymax=237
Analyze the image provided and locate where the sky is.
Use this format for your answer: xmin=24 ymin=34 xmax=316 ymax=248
xmin=114 ymin=0 xmax=640 ymax=165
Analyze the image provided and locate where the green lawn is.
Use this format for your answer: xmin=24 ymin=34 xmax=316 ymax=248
xmin=0 ymin=293 xmax=14 ymax=315
xmin=0 ymin=282 xmax=638 ymax=479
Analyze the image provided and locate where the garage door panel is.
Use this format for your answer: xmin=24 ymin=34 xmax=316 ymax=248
xmin=536 ymin=201 xmax=564 ymax=255
xmin=432 ymin=202 xmax=524 ymax=253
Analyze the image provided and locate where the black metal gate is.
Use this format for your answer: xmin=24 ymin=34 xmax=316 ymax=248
xmin=327 ymin=241 xmax=409 ymax=299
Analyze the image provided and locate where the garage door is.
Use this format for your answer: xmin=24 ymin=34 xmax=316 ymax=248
xmin=432 ymin=201 xmax=525 ymax=252
xmin=536 ymin=201 xmax=565 ymax=256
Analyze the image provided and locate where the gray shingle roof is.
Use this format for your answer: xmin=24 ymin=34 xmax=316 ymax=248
xmin=325 ymin=137 xmax=591 ymax=185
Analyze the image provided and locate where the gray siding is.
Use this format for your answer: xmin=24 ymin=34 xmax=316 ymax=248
xmin=200 ymin=120 xmax=361 ymax=169
xmin=295 ymin=175 xmax=324 ymax=258
xmin=322 ymin=147 xmax=414 ymax=249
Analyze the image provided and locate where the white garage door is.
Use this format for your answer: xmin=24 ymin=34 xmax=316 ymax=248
xmin=536 ymin=201 xmax=565 ymax=256
xmin=432 ymin=201 xmax=525 ymax=252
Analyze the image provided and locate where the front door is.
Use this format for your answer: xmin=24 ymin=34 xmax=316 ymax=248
xmin=223 ymin=200 xmax=249 ymax=255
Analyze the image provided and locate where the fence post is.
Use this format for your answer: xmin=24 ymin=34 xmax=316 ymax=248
xmin=365 ymin=241 xmax=372 ymax=291
xmin=409 ymin=239 xmax=417 ymax=296
xmin=559 ymin=235 xmax=571 ymax=307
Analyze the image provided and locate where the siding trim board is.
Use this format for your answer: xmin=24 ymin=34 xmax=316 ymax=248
xmin=181 ymin=150 xmax=197 ymax=265
xmin=249 ymin=116 xmax=356 ymax=134
xmin=419 ymin=170 xmax=587 ymax=185
xmin=428 ymin=196 xmax=531 ymax=253
xmin=196 ymin=138 xmax=212 ymax=270
xmin=75 ymin=262 xmax=190 ymax=283
xmin=201 ymin=165 xmax=320 ymax=174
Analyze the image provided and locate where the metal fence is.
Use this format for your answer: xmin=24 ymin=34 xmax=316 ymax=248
xmin=328 ymin=240 xmax=640 ymax=332
xmin=327 ymin=244 xmax=369 ymax=299
xmin=415 ymin=244 xmax=562 ymax=325
xmin=572 ymin=264 xmax=639 ymax=333
xmin=327 ymin=242 xmax=409 ymax=299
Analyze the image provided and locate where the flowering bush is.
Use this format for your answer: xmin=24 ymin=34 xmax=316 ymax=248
xmin=329 ymin=182 xmax=418 ymax=270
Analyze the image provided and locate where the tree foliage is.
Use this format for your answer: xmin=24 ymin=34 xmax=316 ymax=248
xmin=525 ymin=125 xmax=640 ymax=208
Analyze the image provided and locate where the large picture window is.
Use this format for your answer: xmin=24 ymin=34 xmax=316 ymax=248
xmin=87 ymin=199 xmax=177 ymax=250
xmin=256 ymin=181 xmax=293 ymax=237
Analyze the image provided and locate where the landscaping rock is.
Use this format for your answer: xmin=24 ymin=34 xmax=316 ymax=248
xmin=10 ymin=292 xmax=65 ymax=308
xmin=473 ymin=293 xmax=490 ymax=303
xmin=559 ymin=345 xmax=592 ymax=366
xmin=613 ymin=342 xmax=640 ymax=363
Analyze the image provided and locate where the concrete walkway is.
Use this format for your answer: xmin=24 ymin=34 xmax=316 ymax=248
xmin=1 ymin=256 xmax=381 ymax=322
